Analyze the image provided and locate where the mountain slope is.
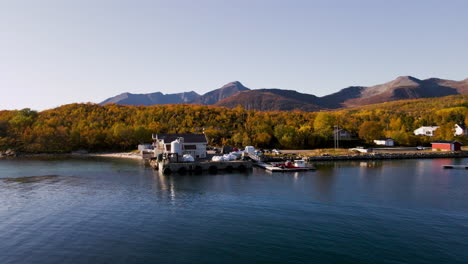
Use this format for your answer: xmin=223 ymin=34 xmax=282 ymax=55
xmin=214 ymin=90 xmax=322 ymax=111
xmin=191 ymin=81 xmax=250 ymax=105
xmin=430 ymin=78 xmax=468 ymax=94
xmin=256 ymin=89 xmax=321 ymax=105
xmin=321 ymin=76 xmax=461 ymax=108
xmin=100 ymin=91 xmax=200 ymax=106
xmin=316 ymin=86 xmax=366 ymax=109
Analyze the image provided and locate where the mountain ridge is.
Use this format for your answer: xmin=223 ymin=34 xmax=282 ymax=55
xmin=99 ymin=76 xmax=468 ymax=111
xmin=100 ymin=91 xmax=200 ymax=106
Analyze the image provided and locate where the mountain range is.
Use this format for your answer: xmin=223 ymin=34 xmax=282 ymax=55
xmin=100 ymin=76 xmax=468 ymax=111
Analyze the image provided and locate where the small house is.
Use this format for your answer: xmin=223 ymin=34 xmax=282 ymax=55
xmin=431 ymin=141 xmax=462 ymax=151
xmin=414 ymin=126 xmax=439 ymax=137
xmin=454 ymin=124 xmax=467 ymax=137
xmin=373 ymin=138 xmax=395 ymax=146
xmin=152 ymin=133 xmax=208 ymax=158
xmin=333 ymin=129 xmax=356 ymax=140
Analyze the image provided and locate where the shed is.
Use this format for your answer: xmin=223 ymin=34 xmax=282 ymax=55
xmin=431 ymin=141 xmax=462 ymax=151
xmin=373 ymin=138 xmax=395 ymax=147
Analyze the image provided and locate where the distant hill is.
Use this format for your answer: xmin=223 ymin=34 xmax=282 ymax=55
xmin=330 ymin=76 xmax=460 ymax=108
xmin=99 ymin=76 xmax=468 ymax=111
xmin=100 ymin=91 xmax=199 ymax=106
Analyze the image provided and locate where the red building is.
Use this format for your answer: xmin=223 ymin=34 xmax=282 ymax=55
xmin=431 ymin=141 xmax=462 ymax=151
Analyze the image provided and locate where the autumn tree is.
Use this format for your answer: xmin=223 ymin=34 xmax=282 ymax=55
xmin=313 ymin=112 xmax=336 ymax=137
xmin=0 ymin=95 xmax=466 ymax=152
xmin=359 ymin=121 xmax=384 ymax=143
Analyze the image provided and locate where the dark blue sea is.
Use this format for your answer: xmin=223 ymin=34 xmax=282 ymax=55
xmin=0 ymin=157 xmax=467 ymax=264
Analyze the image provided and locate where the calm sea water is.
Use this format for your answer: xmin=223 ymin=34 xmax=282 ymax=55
xmin=0 ymin=157 xmax=467 ymax=264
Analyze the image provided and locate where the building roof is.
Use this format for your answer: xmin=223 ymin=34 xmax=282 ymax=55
xmin=416 ymin=126 xmax=439 ymax=130
xmin=431 ymin=140 xmax=463 ymax=145
xmin=153 ymin=133 xmax=208 ymax=143
xmin=334 ymin=129 xmax=352 ymax=134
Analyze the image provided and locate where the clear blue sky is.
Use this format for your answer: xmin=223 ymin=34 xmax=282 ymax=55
xmin=1 ymin=0 xmax=467 ymax=110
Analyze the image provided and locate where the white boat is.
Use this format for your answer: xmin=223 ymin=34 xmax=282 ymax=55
xmin=255 ymin=160 xmax=315 ymax=172
xmin=293 ymin=160 xmax=307 ymax=168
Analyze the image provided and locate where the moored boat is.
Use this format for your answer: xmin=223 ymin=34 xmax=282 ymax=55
xmin=255 ymin=159 xmax=316 ymax=172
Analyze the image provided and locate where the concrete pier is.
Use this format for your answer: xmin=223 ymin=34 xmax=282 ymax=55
xmin=149 ymin=159 xmax=252 ymax=175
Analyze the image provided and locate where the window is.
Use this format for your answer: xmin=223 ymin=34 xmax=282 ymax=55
xmin=184 ymin=145 xmax=196 ymax=150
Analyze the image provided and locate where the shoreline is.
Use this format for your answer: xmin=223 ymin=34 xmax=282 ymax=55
xmin=3 ymin=152 xmax=143 ymax=160
xmin=83 ymin=152 xmax=143 ymax=160
xmin=305 ymin=151 xmax=468 ymax=161
xmin=3 ymin=150 xmax=468 ymax=162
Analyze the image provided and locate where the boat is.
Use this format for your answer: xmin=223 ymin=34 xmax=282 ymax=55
xmin=255 ymin=160 xmax=316 ymax=172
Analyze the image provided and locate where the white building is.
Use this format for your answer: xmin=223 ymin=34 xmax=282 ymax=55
xmin=414 ymin=126 xmax=439 ymax=137
xmin=152 ymin=133 xmax=208 ymax=159
xmin=373 ymin=138 xmax=395 ymax=146
xmin=414 ymin=124 xmax=467 ymax=137
xmin=454 ymin=124 xmax=467 ymax=137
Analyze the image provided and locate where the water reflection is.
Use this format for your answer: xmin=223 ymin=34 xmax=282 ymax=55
xmin=311 ymin=171 xmax=335 ymax=202
xmin=1 ymin=157 xmax=467 ymax=211
xmin=3 ymin=174 xmax=62 ymax=184
xmin=1 ymin=157 xmax=467 ymax=264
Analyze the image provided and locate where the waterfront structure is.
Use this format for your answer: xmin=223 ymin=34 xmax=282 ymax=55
xmin=431 ymin=141 xmax=462 ymax=151
xmin=152 ymin=133 xmax=208 ymax=159
xmin=373 ymin=138 xmax=395 ymax=146
xmin=414 ymin=126 xmax=439 ymax=136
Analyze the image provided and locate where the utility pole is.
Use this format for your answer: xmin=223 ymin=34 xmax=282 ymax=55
xmin=334 ymin=125 xmax=340 ymax=149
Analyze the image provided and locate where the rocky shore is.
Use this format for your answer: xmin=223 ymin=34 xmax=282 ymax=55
xmin=0 ymin=149 xmax=17 ymax=158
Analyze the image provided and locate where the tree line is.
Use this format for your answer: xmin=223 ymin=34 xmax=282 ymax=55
xmin=0 ymin=95 xmax=467 ymax=153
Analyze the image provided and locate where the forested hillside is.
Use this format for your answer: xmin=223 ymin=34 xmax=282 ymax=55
xmin=0 ymin=95 xmax=467 ymax=153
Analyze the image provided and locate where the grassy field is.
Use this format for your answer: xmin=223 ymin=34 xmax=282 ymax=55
xmin=279 ymin=148 xmax=353 ymax=156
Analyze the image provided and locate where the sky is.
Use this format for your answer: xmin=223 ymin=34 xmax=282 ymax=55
xmin=1 ymin=0 xmax=467 ymax=111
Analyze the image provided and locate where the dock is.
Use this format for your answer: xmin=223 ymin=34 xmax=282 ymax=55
xmin=443 ymin=165 xmax=468 ymax=169
xmin=149 ymin=159 xmax=252 ymax=174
